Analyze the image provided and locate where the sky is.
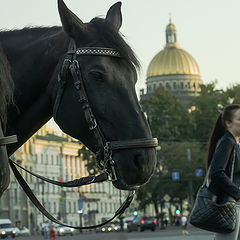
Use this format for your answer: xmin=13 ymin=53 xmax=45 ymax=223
xmin=1 ymin=0 xmax=240 ymax=94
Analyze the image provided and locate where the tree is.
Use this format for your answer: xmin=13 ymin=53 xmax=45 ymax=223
xmin=78 ymin=146 xmax=99 ymax=174
xmin=138 ymin=88 xmax=199 ymax=216
xmin=141 ymin=88 xmax=193 ymax=141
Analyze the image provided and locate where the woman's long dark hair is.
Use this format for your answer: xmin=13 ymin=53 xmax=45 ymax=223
xmin=206 ymin=104 xmax=240 ymax=170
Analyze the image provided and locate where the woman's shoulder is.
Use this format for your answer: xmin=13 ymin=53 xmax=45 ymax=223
xmin=217 ymin=131 xmax=236 ymax=147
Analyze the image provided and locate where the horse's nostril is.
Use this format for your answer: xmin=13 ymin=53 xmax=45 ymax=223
xmin=134 ymin=154 xmax=143 ymax=171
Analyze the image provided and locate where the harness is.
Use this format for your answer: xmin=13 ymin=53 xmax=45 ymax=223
xmin=3 ymin=40 xmax=158 ymax=230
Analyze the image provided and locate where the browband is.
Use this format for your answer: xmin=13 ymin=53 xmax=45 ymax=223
xmin=68 ymin=47 xmax=121 ymax=57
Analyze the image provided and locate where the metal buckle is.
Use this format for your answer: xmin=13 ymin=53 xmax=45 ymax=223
xmin=128 ymin=190 xmax=135 ymax=198
xmin=108 ymin=165 xmax=118 ymax=181
xmin=89 ymin=118 xmax=97 ymax=130
xmin=106 ymin=166 xmax=117 ymax=182
xmin=102 ymin=143 xmax=117 ymax=181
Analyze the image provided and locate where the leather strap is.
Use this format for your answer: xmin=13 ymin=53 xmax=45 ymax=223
xmin=9 ymin=158 xmax=108 ymax=187
xmin=0 ymin=135 xmax=18 ymax=145
xmin=109 ymin=138 xmax=158 ymax=150
xmin=9 ymin=158 xmax=134 ymax=230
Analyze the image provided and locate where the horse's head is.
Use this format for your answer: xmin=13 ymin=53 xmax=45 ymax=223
xmin=53 ymin=0 xmax=157 ymax=190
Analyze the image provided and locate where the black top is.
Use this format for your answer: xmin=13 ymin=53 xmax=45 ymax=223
xmin=209 ymin=131 xmax=240 ymax=200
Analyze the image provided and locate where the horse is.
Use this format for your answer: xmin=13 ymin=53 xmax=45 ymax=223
xmin=0 ymin=0 xmax=157 ymax=200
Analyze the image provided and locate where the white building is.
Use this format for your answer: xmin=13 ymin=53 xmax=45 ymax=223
xmin=0 ymin=125 xmax=125 ymax=232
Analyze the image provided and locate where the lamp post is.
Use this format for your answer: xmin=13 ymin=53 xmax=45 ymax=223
xmin=118 ymin=190 xmax=124 ymax=231
xmin=78 ymin=188 xmax=83 ymax=233
xmin=187 ymin=148 xmax=194 ymax=208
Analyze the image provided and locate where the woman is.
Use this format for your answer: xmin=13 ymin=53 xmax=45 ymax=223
xmin=207 ymin=104 xmax=240 ymax=240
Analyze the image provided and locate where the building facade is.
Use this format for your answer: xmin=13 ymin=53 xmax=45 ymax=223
xmin=140 ymin=19 xmax=202 ymax=105
xmin=0 ymin=125 xmax=124 ymax=232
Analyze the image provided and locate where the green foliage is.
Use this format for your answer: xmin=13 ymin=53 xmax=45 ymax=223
xmin=137 ymin=83 xmax=240 ymax=215
xmin=141 ymin=88 xmax=193 ymax=140
xmin=78 ymin=146 xmax=99 ymax=175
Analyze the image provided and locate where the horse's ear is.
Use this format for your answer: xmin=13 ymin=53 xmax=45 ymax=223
xmin=58 ymin=0 xmax=86 ymax=38
xmin=106 ymin=2 xmax=122 ymax=31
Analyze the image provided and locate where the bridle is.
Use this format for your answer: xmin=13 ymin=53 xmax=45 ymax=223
xmin=6 ymin=39 xmax=158 ymax=230
xmin=53 ymin=40 xmax=158 ymax=182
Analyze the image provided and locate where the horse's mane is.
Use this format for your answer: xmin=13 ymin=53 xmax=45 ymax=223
xmin=0 ymin=45 xmax=14 ymax=130
xmin=0 ymin=27 xmax=62 ymax=49
xmin=90 ymin=18 xmax=140 ymax=71
xmin=0 ymin=27 xmax=61 ymax=131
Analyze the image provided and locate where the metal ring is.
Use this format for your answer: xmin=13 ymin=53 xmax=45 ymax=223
xmin=72 ymin=60 xmax=80 ymax=69
xmin=63 ymin=59 xmax=72 ymax=64
xmin=86 ymin=175 xmax=96 ymax=184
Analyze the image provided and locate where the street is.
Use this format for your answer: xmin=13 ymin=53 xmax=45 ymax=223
xmin=16 ymin=228 xmax=214 ymax=240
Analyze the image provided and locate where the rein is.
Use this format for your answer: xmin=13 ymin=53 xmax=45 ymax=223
xmin=6 ymin=39 xmax=158 ymax=230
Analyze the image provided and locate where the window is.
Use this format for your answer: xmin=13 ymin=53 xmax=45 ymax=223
xmin=180 ymin=82 xmax=184 ymax=89
xmin=53 ymin=202 xmax=56 ymax=213
xmin=14 ymin=189 xmax=18 ymax=204
xmin=147 ymin=85 xmax=152 ymax=93
xmin=15 ymin=210 xmax=19 ymax=220
xmin=105 ymin=203 xmax=107 ymax=213
xmin=166 ymin=82 xmax=171 ymax=90
xmin=73 ymin=202 xmax=76 ymax=212
xmin=173 ymin=82 xmax=177 ymax=89
xmin=46 ymin=154 xmax=48 ymax=164
xmin=96 ymin=203 xmax=99 ymax=212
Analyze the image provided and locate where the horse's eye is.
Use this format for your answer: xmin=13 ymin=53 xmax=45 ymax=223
xmin=89 ymin=71 xmax=104 ymax=80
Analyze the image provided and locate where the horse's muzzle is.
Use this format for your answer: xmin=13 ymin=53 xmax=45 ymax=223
xmin=112 ymin=147 xmax=157 ymax=190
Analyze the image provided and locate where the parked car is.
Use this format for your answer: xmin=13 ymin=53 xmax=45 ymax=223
xmin=112 ymin=224 xmax=121 ymax=232
xmin=55 ymin=225 xmax=75 ymax=236
xmin=127 ymin=216 xmax=157 ymax=232
xmin=0 ymin=219 xmax=17 ymax=238
xmin=17 ymin=227 xmax=30 ymax=236
xmin=124 ymin=216 xmax=135 ymax=231
xmin=96 ymin=224 xmax=118 ymax=233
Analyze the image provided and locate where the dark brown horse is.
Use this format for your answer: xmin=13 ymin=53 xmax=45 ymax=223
xmin=0 ymin=0 xmax=157 ymax=197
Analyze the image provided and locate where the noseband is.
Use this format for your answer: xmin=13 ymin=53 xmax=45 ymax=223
xmin=53 ymin=40 xmax=158 ymax=182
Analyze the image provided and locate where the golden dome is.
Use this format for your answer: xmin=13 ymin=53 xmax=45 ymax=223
xmin=147 ymin=20 xmax=200 ymax=78
xmin=146 ymin=46 xmax=200 ymax=77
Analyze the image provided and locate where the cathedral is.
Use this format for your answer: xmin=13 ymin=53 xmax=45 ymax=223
xmin=140 ymin=19 xmax=202 ymax=106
